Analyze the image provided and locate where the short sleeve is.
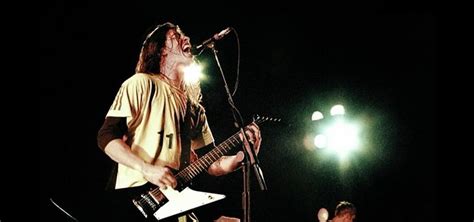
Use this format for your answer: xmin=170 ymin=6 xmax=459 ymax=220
xmin=106 ymin=74 xmax=151 ymax=118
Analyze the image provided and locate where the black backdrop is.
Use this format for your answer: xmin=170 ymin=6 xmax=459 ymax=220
xmin=41 ymin=2 xmax=437 ymax=221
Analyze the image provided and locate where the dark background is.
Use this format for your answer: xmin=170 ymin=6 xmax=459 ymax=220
xmin=41 ymin=1 xmax=437 ymax=221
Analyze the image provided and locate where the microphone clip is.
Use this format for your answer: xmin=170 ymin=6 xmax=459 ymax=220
xmin=195 ymin=27 xmax=232 ymax=51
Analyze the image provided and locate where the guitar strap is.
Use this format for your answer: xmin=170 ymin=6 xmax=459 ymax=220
xmin=179 ymin=98 xmax=193 ymax=171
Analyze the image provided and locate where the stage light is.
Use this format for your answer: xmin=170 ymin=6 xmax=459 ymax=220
xmin=183 ymin=62 xmax=204 ymax=85
xmin=309 ymin=104 xmax=361 ymax=161
xmin=322 ymin=119 xmax=360 ymax=160
xmin=314 ymin=134 xmax=327 ymax=149
xmin=312 ymin=111 xmax=324 ymax=121
xmin=330 ymin=104 xmax=345 ymax=116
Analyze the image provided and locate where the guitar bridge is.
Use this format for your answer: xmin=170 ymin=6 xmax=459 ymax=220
xmin=132 ymin=193 xmax=159 ymax=218
xmin=132 ymin=198 xmax=148 ymax=218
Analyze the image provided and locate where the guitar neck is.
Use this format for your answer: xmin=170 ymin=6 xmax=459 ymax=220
xmin=176 ymin=116 xmax=274 ymax=183
xmin=177 ymin=131 xmax=242 ymax=183
xmin=131 ymin=130 xmax=243 ymax=218
xmin=130 ymin=116 xmax=277 ymax=218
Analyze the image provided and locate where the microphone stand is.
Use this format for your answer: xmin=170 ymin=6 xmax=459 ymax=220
xmin=207 ymin=42 xmax=267 ymax=222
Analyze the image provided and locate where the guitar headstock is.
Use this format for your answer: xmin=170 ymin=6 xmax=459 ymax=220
xmin=252 ymin=114 xmax=282 ymax=125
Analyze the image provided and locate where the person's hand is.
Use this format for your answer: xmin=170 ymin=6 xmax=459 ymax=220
xmin=240 ymin=123 xmax=262 ymax=164
xmin=243 ymin=123 xmax=262 ymax=155
xmin=141 ymin=164 xmax=177 ymax=189
xmin=208 ymin=123 xmax=262 ymax=176
xmin=211 ymin=151 xmax=245 ymax=176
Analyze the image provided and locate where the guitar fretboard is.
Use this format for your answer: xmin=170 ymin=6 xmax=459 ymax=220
xmin=132 ymin=116 xmax=278 ymax=217
xmin=177 ymin=132 xmax=242 ymax=183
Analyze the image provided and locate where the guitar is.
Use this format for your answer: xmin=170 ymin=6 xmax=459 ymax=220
xmin=129 ymin=116 xmax=279 ymax=221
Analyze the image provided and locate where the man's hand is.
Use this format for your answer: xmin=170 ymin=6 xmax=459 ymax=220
xmin=141 ymin=164 xmax=177 ymax=189
xmin=208 ymin=123 xmax=262 ymax=176
xmin=241 ymin=122 xmax=262 ymax=164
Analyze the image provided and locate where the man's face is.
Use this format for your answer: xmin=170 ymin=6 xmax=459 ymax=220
xmin=345 ymin=213 xmax=356 ymax=222
xmin=163 ymin=26 xmax=193 ymax=65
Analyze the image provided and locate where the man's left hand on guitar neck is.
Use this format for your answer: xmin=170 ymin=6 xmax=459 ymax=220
xmin=207 ymin=123 xmax=261 ymax=176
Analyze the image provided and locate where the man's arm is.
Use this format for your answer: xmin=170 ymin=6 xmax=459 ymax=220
xmin=97 ymin=117 xmax=177 ymax=188
xmin=195 ymin=123 xmax=261 ymax=176
xmin=208 ymin=152 xmax=246 ymax=176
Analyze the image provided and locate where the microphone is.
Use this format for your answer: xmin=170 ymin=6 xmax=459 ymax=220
xmin=195 ymin=27 xmax=231 ymax=50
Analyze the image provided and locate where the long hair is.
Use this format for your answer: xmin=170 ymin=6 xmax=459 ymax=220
xmin=135 ymin=22 xmax=202 ymax=105
xmin=135 ymin=22 xmax=175 ymax=74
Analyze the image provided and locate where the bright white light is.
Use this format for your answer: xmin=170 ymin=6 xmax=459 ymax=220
xmin=323 ymin=119 xmax=359 ymax=159
xmin=312 ymin=111 xmax=324 ymax=121
xmin=314 ymin=134 xmax=327 ymax=149
xmin=330 ymin=104 xmax=345 ymax=116
xmin=317 ymin=208 xmax=329 ymax=221
xmin=182 ymin=62 xmax=203 ymax=85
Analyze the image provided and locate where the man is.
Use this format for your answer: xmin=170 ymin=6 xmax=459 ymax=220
xmin=97 ymin=22 xmax=261 ymax=222
xmin=331 ymin=201 xmax=356 ymax=222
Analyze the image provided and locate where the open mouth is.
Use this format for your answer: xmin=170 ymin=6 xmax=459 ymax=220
xmin=183 ymin=45 xmax=192 ymax=56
